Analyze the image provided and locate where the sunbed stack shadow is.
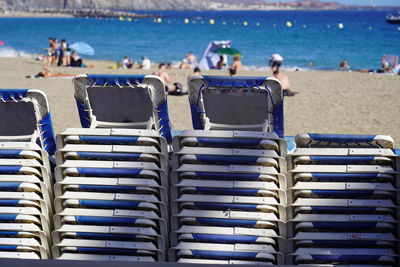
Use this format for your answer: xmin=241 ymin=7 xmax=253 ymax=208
xmin=73 ymin=74 xmax=172 ymax=143
xmin=0 ymin=89 xmax=56 ymax=259
xmin=286 ymin=133 xmax=400 ymax=265
xmin=51 ymin=128 xmax=169 ymax=262
xmin=169 ymin=130 xmax=288 ymax=265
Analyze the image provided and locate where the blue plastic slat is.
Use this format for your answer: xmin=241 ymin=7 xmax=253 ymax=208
xmin=75 ymin=232 xmax=138 ymax=240
xmin=190 ymin=104 xmax=204 ymax=130
xmin=309 ymin=240 xmax=378 ymax=247
xmin=203 ymin=76 xmax=266 ymax=87
xmin=191 ymin=249 xmax=258 ymax=260
xmin=157 ymin=100 xmax=172 ymax=143
xmin=75 ymin=216 xmax=138 ymax=225
xmin=77 ymin=168 xmax=142 ymax=177
xmin=194 ymin=187 xmax=259 ymax=196
xmin=0 ymin=231 xmax=19 ymax=236
xmin=308 ymin=134 xmax=375 ymax=143
xmin=75 ymin=100 xmax=91 ymax=128
xmin=0 ymin=150 xmax=22 ymax=158
xmin=195 ymin=172 xmax=260 ymax=181
xmin=192 ymin=234 xmax=258 ymax=244
xmin=0 ymin=89 xmax=28 ymax=101
xmin=0 ymin=182 xmax=22 ymax=191
xmin=78 ymin=136 xmax=140 ymax=144
xmin=39 ymin=113 xmax=57 ymax=156
xmin=76 ymin=152 xmax=141 ymax=161
xmin=79 ymin=185 xmax=138 ymax=192
xmin=76 ymin=247 xmax=138 ymax=254
xmin=0 ymin=245 xmax=18 ymax=251
xmin=0 ymin=200 xmax=21 ymax=206
xmin=196 ymin=137 xmax=262 ymax=147
xmin=193 ymin=203 xmax=259 ymax=211
xmin=310 ymin=255 xmax=381 ymax=262
xmin=310 ymin=207 xmax=378 ymax=214
xmin=311 ymin=190 xmax=374 ymax=197
xmin=196 ymin=218 xmax=257 ymax=227
xmin=78 ymin=200 xmax=140 ymax=209
xmin=195 ymin=155 xmax=258 ymax=164
xmin=0 ymin=214 xmax=18 ymax=221
xmin=0 ymin=166 xmax=22 ymax=174
xmin=310 ymin=156 xmax=375 ymax=164
xmin=87 ymin=74 xmax=145 ymax=86
xmin=312 ymin=222 xmax=378 ymax=230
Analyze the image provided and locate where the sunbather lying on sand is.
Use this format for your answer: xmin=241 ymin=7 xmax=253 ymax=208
xmin=27 ymin=66 xmax=75 ymax=78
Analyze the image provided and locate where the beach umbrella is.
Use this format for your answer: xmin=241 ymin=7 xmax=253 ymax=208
xmin=70 ymin=42 xmax=94 ymax=55
xmin=214 ymin=47 xmax=243 ymax=57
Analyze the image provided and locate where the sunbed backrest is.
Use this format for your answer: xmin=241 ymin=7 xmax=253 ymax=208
xmin=87 ymin=86 xmax=153 ymax=124
xmin=0 ymin=102 xmax=37 ymax=136
xmin=202 ymin=89 xmax=269 ymax=125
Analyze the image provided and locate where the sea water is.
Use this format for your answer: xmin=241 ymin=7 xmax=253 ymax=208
xmin=0 ymin=10 xmax=399 ymax=70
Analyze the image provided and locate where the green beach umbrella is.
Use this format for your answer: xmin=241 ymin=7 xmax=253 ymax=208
xmin=214 ymin=47 xmax=243 ymax=57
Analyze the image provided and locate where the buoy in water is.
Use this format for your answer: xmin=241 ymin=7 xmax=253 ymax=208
xmin=127 ymin=18 xmax=132 ymax=22
xmin=256 ymin=22 xmax=260 ymax=26
xmin=209 ymin=19 xmax=215 ymax=25
xmin=222 ymin=21 xmax=227 ymax=25
xmin=286 ymin=21 xmax=292 ymax=27
xmin=119 ymin=16 xmax=124 ymax=21
xmin=338 ymin=23 xmax=344 ymax=29
xmin=302 ymin=24 xmax=307 ymax=28
xmin=184 ymin=18 xmax=189 ymax=24
xmin=327 ymin=24 xmax=331 ymax=28
xmin=368 ymin=26 xmax=372 ymax=30
xmin=156 ymin=18 xmax=162 ymax=23
xmin=243 ymin=21 xmax=248 ymax=26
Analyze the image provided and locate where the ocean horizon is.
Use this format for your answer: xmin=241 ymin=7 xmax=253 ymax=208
xmin=0 ymin=9 xmax=399 ymax=70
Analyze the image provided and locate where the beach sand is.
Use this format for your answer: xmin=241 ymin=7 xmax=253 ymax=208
xmin=1 ymin=57 xmax=399 ymax=144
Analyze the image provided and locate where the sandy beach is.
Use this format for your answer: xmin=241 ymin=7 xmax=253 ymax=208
xmin=1 ymin=57 xmax=399 ymax=144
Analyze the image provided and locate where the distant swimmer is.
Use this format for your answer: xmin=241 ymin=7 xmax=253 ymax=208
xmin=269 ymin=53 xmax=283 ymax=72
xmin=339 ymin=58 xmax=350 ymax=70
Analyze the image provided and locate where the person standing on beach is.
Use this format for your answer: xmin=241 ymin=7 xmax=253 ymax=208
xmin=229 ymin=56 xmax=242 ymax=75
xmin=269 ymin=53 xmax=283 ymax=72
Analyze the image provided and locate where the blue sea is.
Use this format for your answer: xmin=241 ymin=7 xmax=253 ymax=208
xmin=0 ymin=10 xmax=399 ymax=70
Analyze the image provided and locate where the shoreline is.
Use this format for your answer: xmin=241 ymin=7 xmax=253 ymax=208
xmin=1 ymin=7 xmax=399 ymax=18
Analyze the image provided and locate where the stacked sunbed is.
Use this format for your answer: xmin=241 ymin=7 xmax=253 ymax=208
xmin=52 ymin=128 xmax=169 ymax=262
xmin=0 ymin=89 xmax=56 ymax=259
xmin=286 ymin=133 xmax=399 ymax=265
xmin=169 ymin=130 xmax=287 ymax=265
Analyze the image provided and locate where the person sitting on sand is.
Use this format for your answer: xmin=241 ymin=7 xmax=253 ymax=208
xmin=273 ymin=70 xmax=297 ymax=97
xmin=28 ymin=66 xmax=74 ymax=78
xmin=122 ymin=56 xmax=134 ymax=69
xmin=153 ymin=63 xmax=177 ymax=92
xmin=339 ymin=58 xmax=350 ymax=70
xmin=70 ymin=51 xmax=89 ymax=68
xmin=229 ymin=56 xmax=242 ymax=75
xmin=269 ymin=53 xmax=283 ymax=72
xmin=139 ymin=56 xmax=151 ymax=70
xmin=216 ymin=55 xmax=226 ymax=70
xmin=179 ymin=52 xmax=198 ymax=69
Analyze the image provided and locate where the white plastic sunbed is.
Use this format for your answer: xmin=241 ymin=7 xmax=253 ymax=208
xmin=73 ymin=74 xmax=172 ymax=143
xmin=0 ymin=89 xmax=56 ymax=156
xmin=188 ymin=76 xmax=284 ymax=138
xmin=172 ymin=130 xmax=287 ymax=155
